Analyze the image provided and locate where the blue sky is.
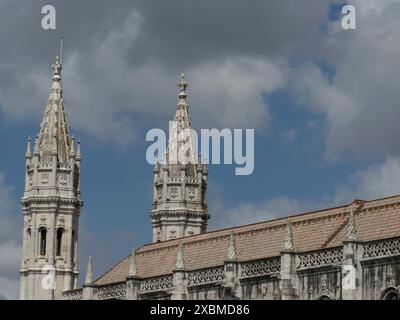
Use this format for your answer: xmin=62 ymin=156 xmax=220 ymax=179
xmin=1 ymin=0 xmax=400 ymax=299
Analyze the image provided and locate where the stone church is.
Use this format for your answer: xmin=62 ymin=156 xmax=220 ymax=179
xmin=19 ymin=56 xmax=400 ymax=300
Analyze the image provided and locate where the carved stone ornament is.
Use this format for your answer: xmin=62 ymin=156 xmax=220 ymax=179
xmin=59 ymin=174 xmax=68 ymax=185
xmin=40 ymin=173 xmax=49 ymax=184
xmin=187 ymin=187 xmax=196 ymax=200
xmin=58 ymin=216 xmax=65 ymax=227
xmin=169 ymin=187 xmax=179 ymax=199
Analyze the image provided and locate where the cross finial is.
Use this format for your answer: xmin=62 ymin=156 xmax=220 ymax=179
xmin=178 ymin=73 xmax=188 ymax=94
xmin=52 ymin=56 xmax=62 ymax=81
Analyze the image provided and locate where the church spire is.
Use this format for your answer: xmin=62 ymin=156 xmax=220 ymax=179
xmin=20 ymin=54 xmax=83 ymax=300
xmin=168 ymin=74 xmax=196 ymax=165
xmin=36 ymin=55 xmax=72 ymax=163
xmin=150 ymin=74 xmax=208 ymax=243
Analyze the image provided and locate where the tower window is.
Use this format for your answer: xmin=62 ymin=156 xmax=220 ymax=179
xmin=56 ymin=228 xmax=64 ymax=257
xmin=39 ymin=228 xmax=47 ymax=256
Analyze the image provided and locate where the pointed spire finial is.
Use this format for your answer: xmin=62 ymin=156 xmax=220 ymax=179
xmin=226 ymin=230 xmax=237 ymax=261
xmin=128 ymin=247 xmax=137 ymax=277
xmin=347 ymin=205 xmax=357 ymax=241
xmin=70 ymin=136 xmax=75 ymax=157
xmin=153 ymin=157 xmax=159 ymax=173
xmin=76 ymin=139 xmax=81 ymax=161
xmin=177 ymin=73 xmax=188 ymax=103
xmin=33 ymin=134 xmax=39 ymax=155
xmin=52 ymin=55 xmax=62 ymax=82
xmin=84 ymin=256 xmax=94 ymax=285
xmin=283 ymin=219 xmax=294 ymax=251
xmin=175 ymin=241 xmax=185 ymax=269
xmin=25 ymin=136 xmax=32 ymax=159
xmin=178 ymin=73 xmax=188 ymax=92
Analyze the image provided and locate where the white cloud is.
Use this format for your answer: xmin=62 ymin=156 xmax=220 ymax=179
xmin=334 ymin=157 xmax=400 ymax=203
xmin=212 ymin=156 xmax=400 ymax=228
xmin=210 ymin=196 xmax=319 ymax=229
xmin=189 ymin=57 xmax=288 ymax=129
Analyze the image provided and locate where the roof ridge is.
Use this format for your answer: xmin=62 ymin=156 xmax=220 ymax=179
xmin=138 ymin=194 xmax=400 ymax=253
xmin=138 ymin=206 xmax=348 ymax=253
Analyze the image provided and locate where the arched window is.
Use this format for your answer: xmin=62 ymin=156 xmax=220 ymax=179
xmin=56 ymin=228 xmax=64 ymax=257
xmin=319 ymin=295 xmax=331 ymax=300
xmin=39 ymin=228 xmax=47 ymax=256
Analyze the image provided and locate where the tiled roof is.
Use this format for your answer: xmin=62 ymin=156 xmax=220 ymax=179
xmin=95 ymin=195 xmax=400 ymax=286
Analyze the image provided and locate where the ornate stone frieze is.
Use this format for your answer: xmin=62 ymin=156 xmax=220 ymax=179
xmin=187 ymin=267 xmax=224 ymax=286
xmin=363 ymin=238 xmax=400 ymax=259
xmin=140 ymin=276 xmax=174 ymax=293
xmin=240 ymin=258 xmax=280 ymax=278
xmin=62 ymin=289 xmax=82 ymax=300
xmin=298 ymin=248 xmax=343 ymax=269
xmin=96 ymin=282 xmax=126 ymax=300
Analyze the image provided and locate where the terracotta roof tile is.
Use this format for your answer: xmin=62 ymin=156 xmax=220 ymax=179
xmin=95 ymin=195 xmax=400 ymax=286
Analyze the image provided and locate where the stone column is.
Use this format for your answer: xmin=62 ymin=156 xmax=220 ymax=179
xmin=222 ymin=231 xmax=241 ymax=299
xmin=63 ymin=216 xmax=73 ymax=292
xmin=341 ymin=203 xmax=362 ymax=300
xmin=171 ymin=242 xmax=187 ymax=300
xmin=280 ymin=220 xmax=298 ymax=300
xmin=126 ymin=248 xmax=142 ymax=300
xmin=162 ymin=167 xmax=168 ymax=203
xmin=172 ymin=270 xmax=187 ymax=300
xmin=280 ymin=250 xmax=298 ymax=300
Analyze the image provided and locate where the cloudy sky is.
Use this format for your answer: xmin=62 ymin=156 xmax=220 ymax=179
xmin=1 ymin=0 xmax=400 ymax=299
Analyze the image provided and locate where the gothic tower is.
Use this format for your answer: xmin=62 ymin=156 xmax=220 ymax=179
xmin=150 ymin=75 xmax=209 ymax=242
xmin=19 ymin=56 xmax=82 ymax=300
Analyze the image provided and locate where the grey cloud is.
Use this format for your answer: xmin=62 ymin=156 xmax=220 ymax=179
xmin=0 ymin=0 xmax=338 ymax=144
xmin=290 ymin=0 xmax=400 ymax=160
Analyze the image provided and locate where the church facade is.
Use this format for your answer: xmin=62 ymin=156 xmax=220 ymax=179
xmin=20 ymin=57 xmax=400 ymax=300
